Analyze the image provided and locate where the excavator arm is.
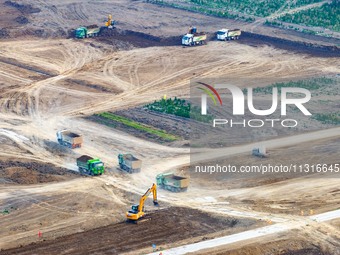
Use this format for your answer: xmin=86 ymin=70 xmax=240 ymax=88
xmin=138 ymin=183 xmax=158 ymax=212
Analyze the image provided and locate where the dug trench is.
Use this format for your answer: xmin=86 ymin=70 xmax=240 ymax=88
xmin=1 ymin=207 xmax=261 ymax=255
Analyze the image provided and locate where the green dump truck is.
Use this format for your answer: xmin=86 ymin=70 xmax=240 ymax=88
xmin=76 ymin=155 xmax=104 ymax=176
xmin=75 ymin=26 xmax=101 ymax=39
xmin=156 ymin=173 xmax=189 ymax=192
xmin=118 ymin=154 xmax=142 ymax=174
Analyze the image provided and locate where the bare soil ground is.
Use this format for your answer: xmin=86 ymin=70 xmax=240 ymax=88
xmin=1 ymin=207 xmax=260 ymax=255
xmin=0 ymin=159 xmax=81 ymax=184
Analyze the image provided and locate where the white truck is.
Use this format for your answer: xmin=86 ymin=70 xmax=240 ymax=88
xmin=182 ymin=27 xmax=207 ymax=46
xmin=217 ymin=29 xmax=241 ymax=41
xmin=182 ymin=33 xmax=207 ymax=46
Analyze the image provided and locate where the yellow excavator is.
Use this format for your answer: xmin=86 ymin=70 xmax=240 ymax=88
xmin=105 ymin=14 xmax=115 ymax=29
xmin=126 ymin=183 xmax=159 ymax=223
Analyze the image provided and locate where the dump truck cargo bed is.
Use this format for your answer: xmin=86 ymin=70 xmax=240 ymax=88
xmin=156 ymin=173 xmax=190 ymax=192
xmin=57 ymin=130 xmax=83 ymax=148
xmin=118 ymin=154 xmax=142 ymax=173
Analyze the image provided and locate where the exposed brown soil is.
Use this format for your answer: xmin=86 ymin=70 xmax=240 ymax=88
xmin=0 ymin=160 xmax=81 ymax=184
xmin=4 ymin=1 xmax=41 ymax=14
xmin=240 ymin=31 xmax=340 ymax=58
xmin=1 ymin=207 xmax=258 ymax=255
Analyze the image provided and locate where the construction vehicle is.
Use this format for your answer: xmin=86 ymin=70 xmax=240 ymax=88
xmin=118 ymin=154 xmax=142 ymax=173
xmin=126 ymin=183 xmax=159 ymax=223
xmin=252 ymin=147 xmax=267 ymax=158
xmin=75 ymin=14 xmax=115 ymax=39
xmin=76 ymin=155 xmax=105 ymax=175
xmin=56 ymin=130 xmax=83 ymax=149
xmin=105 ymin=14 xmax=115 ymax=29
xmin=217 ymin=29 xmax=241 ymax=41
xmin=156 ymin=173 xmax=189 ymax=192
xmin=182 ymin=26 xmax=207 ymax=46
xmin=75 ymin=25 xmax=101 ymax=39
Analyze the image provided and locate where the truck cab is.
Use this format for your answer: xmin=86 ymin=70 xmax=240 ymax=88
xmin=88 ymin=159 xmax=104 ymax=175
xmin=217 ymin=29 xmax=229 ymax=40
xmin=182 ymin=34 xmax=193 ymax=46
xmin=75 ymin=27 xmax=87 ymax=39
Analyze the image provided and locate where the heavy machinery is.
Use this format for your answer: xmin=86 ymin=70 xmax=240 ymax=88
xmin=75 ymin=25 xmax=101 ymax=39
xmin=126 ymin=183 xmax=159 ymax=223
xmin=118 ymin=153 xmax=142 ymax=173
xmin=105 ymin=14 xmax=115 ymax=29
xmin=252 ymin=147 xmax=267 ymax=158
xmin=76 ymin=155 xmax=105 ymax=175
xmin=156 ymin=172 xmax=189 ymax=192
xmin=75 ymin=14 xmax=115 ymax=39
xmin=56 ymin=130 xmax=83 ymax=149
xmin=182 ymin=26 xmax=207 ymax=46
xmin=216 ymin=29 xmax=241 ymax=41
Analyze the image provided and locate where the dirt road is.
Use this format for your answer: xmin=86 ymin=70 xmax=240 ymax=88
xmin=147 ymin=209 xmax=340 ymax=255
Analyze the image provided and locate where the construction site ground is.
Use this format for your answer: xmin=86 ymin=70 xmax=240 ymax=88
xmin=0 ymin=0 xmax=339 ymax=254
xmin=1 ymin=207 xmax=261 ymax=255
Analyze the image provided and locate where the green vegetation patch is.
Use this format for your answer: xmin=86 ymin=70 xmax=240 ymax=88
xmin=151 ymin=0 xmax=323 ymax=18
xmin=313 ymin=112 xmax=340 ymax=124
xmin=145 ymin=97 xmax=214 ymax=123
xmin=278 ymin=1 xmax=340 ymax=32
xmin=96 ymin=112 xmax=179 ymax=141
xmin=249 ymin=77 xmax=337 ymax=94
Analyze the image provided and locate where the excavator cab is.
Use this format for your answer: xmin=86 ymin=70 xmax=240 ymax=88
xmin=129 ymin=204 xmax=139 ymax=214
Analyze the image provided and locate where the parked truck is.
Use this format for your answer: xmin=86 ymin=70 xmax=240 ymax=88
xmin=118 ymin=154 xmax=142 ymax=173
xmin=75 ymin=26 xmax=101 ymax=39
xmin=75 ymin=15 xmax=115 ymax=39
xmin=156 ymin=173 xmax=189 ymax=192
xmin=182 ymin=27 xmax=207 ymax=46
xmin=56 ymin=130 xmax=83 ymax=149
xmin=217 ymin=29 xmax=241 ymax=41
xmin=76 ymin=155 xmax=105 ymax=175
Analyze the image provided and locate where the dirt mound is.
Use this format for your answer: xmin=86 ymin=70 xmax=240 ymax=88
xmin=0 ymin=160 xmax=81 ymax=184
xmin=14 ymin=16 xmax=29 ymax=24
xmin=240 ymin=31 xmax=340 ymax=57
xmin=0 ymin=28 xmax=9 ymax=38
xmin=1 ymin=207 xmax=258 ymax=255
xmin=97 ymin=28 xmax=181 ymax=48
xmin=4 ymin=1 xmax=40 ymax=14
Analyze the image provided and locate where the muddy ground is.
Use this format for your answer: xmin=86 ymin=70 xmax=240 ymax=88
xmin=1 ymin=207 xmax=259 ymax=255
